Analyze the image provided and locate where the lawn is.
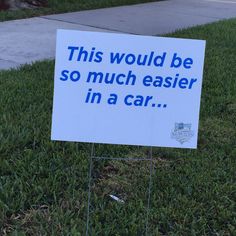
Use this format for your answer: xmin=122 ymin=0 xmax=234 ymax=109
xmin=0 ymin=18 xmax=236 ymax=235
xmin=0 ymin=0 xmax=160 ymax=22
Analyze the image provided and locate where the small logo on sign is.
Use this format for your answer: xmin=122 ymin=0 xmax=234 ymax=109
xmin=171 ymin=123 xmax=194 ymax=144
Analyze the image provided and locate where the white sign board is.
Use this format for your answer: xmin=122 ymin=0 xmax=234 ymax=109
xmin=51 ymin=30 xmax=205 ymax=149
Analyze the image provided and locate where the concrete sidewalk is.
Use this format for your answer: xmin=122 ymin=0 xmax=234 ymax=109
xmin=0 ymin=0 xmax=236 ymax=70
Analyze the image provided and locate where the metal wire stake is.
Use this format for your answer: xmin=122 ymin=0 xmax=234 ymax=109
xmin=145 ymin=146 xmax=154 ymax=236
xmin=86 ymin=143 xmax=95 ymax=236
xmin=86 ymin=145 xmax=154 ymax=235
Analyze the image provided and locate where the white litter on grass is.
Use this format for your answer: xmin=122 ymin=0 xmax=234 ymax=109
xmin=109 ymin=194 xmax=125 ymax=203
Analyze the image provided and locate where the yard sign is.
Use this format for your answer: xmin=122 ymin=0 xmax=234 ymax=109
xmin=51 ymin=30 xmax=205 ymax=149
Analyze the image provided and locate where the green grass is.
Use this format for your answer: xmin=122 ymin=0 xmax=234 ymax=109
xmin=0 ymin=18 xmax=236 ymax=235
xmin=0 ymin=0 xmax=160 ymax=22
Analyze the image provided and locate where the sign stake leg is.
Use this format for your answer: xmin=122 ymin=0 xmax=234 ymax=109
xmin=86 ymin=143 xmax=95 ymax=236
xmin=145 ymin=146 xmax=153 ymax=236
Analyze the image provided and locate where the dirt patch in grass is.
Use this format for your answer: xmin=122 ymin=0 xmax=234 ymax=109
xmin=0 ymin=0 xmax=47 ymax=11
